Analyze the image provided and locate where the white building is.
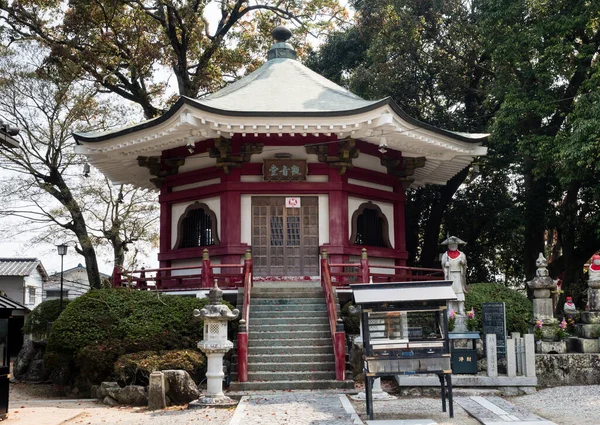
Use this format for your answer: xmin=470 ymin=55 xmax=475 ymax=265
xmin=44 ymin=263 xmax=109 ymax=301
xmin=0 ymin=258 xmax=48 ymax=309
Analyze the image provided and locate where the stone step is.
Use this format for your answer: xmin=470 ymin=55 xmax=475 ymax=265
xmin=252 ymin=281 xmax=322 ymax=289
xmin=251 ymin=310 xmax=328 ymax=319
xmin=249 ymin=330 xmax=331 ymax=340
xmin=248 ymin=344 xmax=334 ymax=355
xmin=248 ymin=361 xmax=336 ymax=372
xmin=247 ymin=353 xmax=334 ymax=362
xmin=249 ymin=337 xmax=332 ymax=348
xmin=251 ymin=323 xmax=330 ymax=331
xmin=247 ymin=370 xmax=337 ymax=381
xmin=251 ymin=297 xmax=326 ymax=305
xmin=230 ymin=379 xmax=355 ymax=391
xmin=251 ymin=304 xmax=327 ymax=312
xmin=250 ymin=288 xmax=324 ymax=297
xmin=250 ymin=316 xmax=328 ymax=325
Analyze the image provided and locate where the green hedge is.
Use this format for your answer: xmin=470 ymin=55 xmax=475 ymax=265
xmin=23 ymin=299 xmax=71 ymax=338
xmin=465 ymin=283 xmax=532 ymax=335
xmin=45 ymin=288 xmax=237 ymax=386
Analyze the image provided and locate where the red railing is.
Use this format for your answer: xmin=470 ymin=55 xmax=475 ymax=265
xmin=237 ymin=250 xmax=253 ymax=382
xmin=325 ymin=248 xmax=444 ymax=286
xmin=320 ymin=250 xmax=346 ymax=381
xmin=113 ymin=248 xmax=249 ymax=290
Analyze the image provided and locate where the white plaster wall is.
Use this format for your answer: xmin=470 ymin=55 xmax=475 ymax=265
xmin=240 ymin=194 xmax=330 ymax=246
xmin=349 ymin=256 xmax=396 ymax=276
xmin=0 ymin=277 xmax=25 ymax=305
xmin=348 ymin=196 xmax=395 ymax=249
xmin=24 ymin=272 xmax=44 ymax=308
xmin=348 ymin=178 xmax=393 ymax=192
xmin=178 ymin=155 xmax=217 ymax=174
xmin=353 ymin=152 xmax=388 ymax=174
xmin=172 ymin=178 xmax=221 ymax=192
xmin=249 ymin=146 xmax=319 ymax=163
xmin=171 ymin=197 xmax=221 ymax=249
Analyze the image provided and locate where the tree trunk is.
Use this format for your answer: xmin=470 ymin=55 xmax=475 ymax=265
xmin=522 ymin=166 xmax=547 ymax=281
xmin=419 ymin=167 xmax=470 ymax=267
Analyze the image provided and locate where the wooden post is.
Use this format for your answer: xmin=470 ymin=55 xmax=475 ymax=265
xmin=321 ymin=250 xmax=329 ymax=286
xmin=237 ymin=319 xmax=248 ymax=382
xmin=113 ymin=266 xmax=122 ymax=288
xmin=244 ymin=249 xmax=252 ymax=286
xmin=335 ymin=319 xmax=346 ymax=380
xmin=202 ymin=249 xmax=212 ymax=288
xmin=138 ymin=267 xmax=147 ymax=290
xmin=360 ymin=248 xmax=369 ymax=283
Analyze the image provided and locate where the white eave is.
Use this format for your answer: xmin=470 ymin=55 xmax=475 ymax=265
xmin=74 ymin=56 xmax=487 ymax=190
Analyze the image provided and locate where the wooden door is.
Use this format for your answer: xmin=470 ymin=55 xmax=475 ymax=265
xmin=252 ymin=197 xmax=319 ymax=276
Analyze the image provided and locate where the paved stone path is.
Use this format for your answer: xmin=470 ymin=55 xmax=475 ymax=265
xmin=456 ymin=396 xmax=557 ymax=425
xmin=229 ymin=393 xmax=362 ymax=425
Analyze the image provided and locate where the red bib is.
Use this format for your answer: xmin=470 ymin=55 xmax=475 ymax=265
xmin=447 ymin=250 xmax=460 ymax=259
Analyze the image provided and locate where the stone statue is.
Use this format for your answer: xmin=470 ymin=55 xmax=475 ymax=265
xmin=588 ymin=254 xmax=600 ymax=283
xmin=564 ymin=296 xmax=577 ymax=316
xmin=441 ymin=236 xmax=468 ymax=315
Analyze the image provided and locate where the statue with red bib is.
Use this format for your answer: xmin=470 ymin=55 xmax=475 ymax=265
xmin=441 ymin=236 xmax=468 ymax=315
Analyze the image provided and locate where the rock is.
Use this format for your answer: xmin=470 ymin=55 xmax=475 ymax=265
xmin=113 ymin=385 xmax=147 ymax=406
xmin=90 ymin=385 xmax=100 ymax=399
xmin=518 ymin=386 xmax=537 ymax=395
xmin=48 ymin=364 xmax=72 ymax=386
xmin=99 ymin=382 xmax=121 ymax=398
xmin=163 ymin=370 xmax=199 ymax=405
xmin=421 ymin=387 xmax=441 ymax=397
xmin=498 ymin=387 xmax=520 ymax=396
xmin=26 ymin=359 xmax=47 ymax=382
xmin=13 ymin=340 xmax=48 ymax=381
xmin=399 ymin=387 xmax=422 ymax=397
xmin=103 ymin=396 xmax=120 ymax=407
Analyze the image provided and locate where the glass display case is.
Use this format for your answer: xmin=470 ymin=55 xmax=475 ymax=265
xmin=351 ymin=280 xmax=457 ymax=420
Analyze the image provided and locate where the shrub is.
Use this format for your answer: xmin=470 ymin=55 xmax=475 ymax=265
xmin=465 ymin=283 xmax=532 ymax=335
xmin=23 ymin=299 xmax=71 ymax=338
xmin=45 ymin=288 xmax=236 ymax=386
xmin=114 ymin=349 xmax=206 ymax=386
xmin=341 ymin=301 xmax=361 ymax=335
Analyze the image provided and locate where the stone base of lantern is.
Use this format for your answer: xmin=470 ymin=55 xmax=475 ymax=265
xmin=189 ymin=395 xmax=238 ymax=408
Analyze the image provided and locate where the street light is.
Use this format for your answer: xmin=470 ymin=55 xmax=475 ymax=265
xmin=56 ymin=244 xmax=68 ymax=312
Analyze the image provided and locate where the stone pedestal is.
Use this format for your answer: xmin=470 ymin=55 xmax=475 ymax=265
xmin=534 ymin=340 xmax=567 ymax=354
xmin=568 ymin=337 xmax=600 ymax=353
xmin=581 ymin=311 xmax=600 ymax=324
xmin=532 ymin=299 xmax=556 ymax=323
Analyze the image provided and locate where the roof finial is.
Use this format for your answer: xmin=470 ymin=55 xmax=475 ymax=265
xmin=273 ymin=26 xmax=292 ymax=42
xmin=268 ymin=26 xmax=296 ymax=60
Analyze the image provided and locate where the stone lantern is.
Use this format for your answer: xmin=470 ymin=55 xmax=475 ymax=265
xmin=189 ymin=280 xmax=239 ymax=407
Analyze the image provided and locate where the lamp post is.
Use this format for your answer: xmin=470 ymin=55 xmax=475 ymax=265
xmin=56 ymin=244 xmax=68 ymax=312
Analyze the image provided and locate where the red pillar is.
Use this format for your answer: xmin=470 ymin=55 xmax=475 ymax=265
xmin=220 ymin=168 xmax=242 ymax=267
xmin=328 ymin=166 xmax=348 ymax=264
xmin=393 ymin=182 xmax=408 ymax=267
xmin=159 ymin=193 xmax=172 ymax=270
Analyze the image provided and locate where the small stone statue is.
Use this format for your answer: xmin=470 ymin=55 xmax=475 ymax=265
xmin=588 ymin=254 xmax=600 ymax=283
xmin=564 ymin=296 xmax=577 ymax=316
xmin=441 ymin=236 xmax=468 ymax=315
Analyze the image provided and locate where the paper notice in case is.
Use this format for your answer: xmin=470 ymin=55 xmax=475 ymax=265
xmin=286 ymin=197 xmax=301 ymax=208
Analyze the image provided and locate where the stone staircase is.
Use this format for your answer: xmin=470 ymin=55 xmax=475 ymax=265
xmin=231 ymin=284 xmax=354 ymax=391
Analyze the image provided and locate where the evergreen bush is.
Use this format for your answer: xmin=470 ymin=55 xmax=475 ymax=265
xmin=23 ymin=298 xmax=71 ymax=338
xmin=465 ymin=283 xmax=532 ymax=334
xmin=44 ymin=288 xmax=236 ymax=387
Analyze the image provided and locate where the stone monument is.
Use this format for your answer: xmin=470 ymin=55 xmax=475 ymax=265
xmin=189 ymin=280 xmax=239 ymax=407
xmin=527 ymin=253 xmax=564 ymax=353
xmin=573 ymin=254 xmax=600 ymax=352
xmin=441 ymin=236 xmax=468 ymax=332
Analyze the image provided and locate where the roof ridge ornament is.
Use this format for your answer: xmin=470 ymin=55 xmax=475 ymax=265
xmin=267 ymin=26 xmax=297 ymax=60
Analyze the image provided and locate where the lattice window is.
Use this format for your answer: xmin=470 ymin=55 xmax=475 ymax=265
xmin=176 ymin=202 xmax=220 ymax=248
xmin=350 ymin=202 xmax=392 ymax=248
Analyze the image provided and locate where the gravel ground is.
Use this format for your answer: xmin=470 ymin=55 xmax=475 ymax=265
xmin=509 ymin=385 xmax=600 ymax=425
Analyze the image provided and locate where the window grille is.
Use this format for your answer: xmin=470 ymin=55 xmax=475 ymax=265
xmin=176 ymin=203 xmax=220 ymax=248
xmin=350 ymin=202 xmax=392 ymax=248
